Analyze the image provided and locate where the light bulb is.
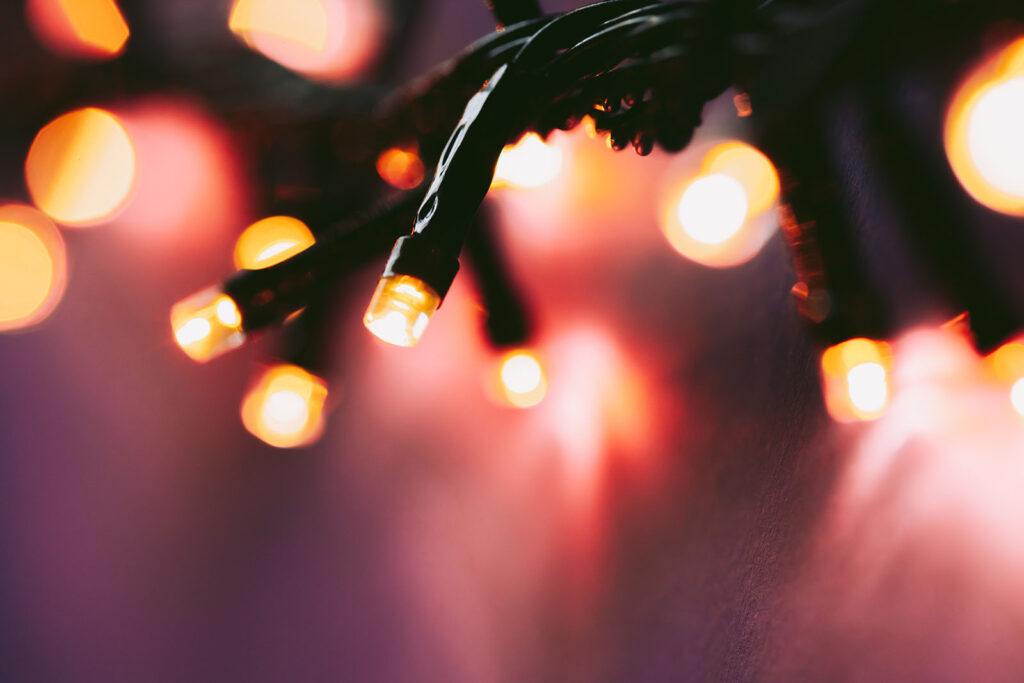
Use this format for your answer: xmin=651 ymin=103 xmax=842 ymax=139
xmin=233 ymin=216 xmax=315 ymax=270
xmin=363 ymin=275 xmax=440 ymax=347
xmin=0 ymin=204 xmax=67 ymax=331
xmin=27 ymin=0 xmax=130 ymax=59
xmin=25 ymin=107 xmax=136 ymax=226
xmin=240 ymin=364 xmax=328 ymax=448
xmin=821 ymin=338 xmax=894 ymax=422
xmin=492 ymin=132 xmax=563 ymax=189
xmin=376 ymin=147 xmax=425 ymax=190
xmin=985 ymin=341 xmax=1024 ymax=417
xmin=170 ymin=287 xmax=245 ymax=362
xmin=945 ymin=37 xmax=1024 ymax=215
xmin=676 ymin=174 xmax=749 ymax=245
xmin=496 ymin=349 xmax=547 ymax=408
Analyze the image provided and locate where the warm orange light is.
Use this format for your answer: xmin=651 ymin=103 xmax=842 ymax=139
xmin=170 ymin=287 xmax=245 ymax=362
xmin=229 ymin=0 xmax=383 ymax=82
xmin=376 ymin=147 xmax=426 ymax=190
xmin=0 ymin=204 xmax=67 ymax=332
xmin=26 ymin=108 xmax=136 ymax=227
xmin=945 ymin=37 xmax=1024 ymax=216
xmin=363 ymin=275 xmax=440 ymax=347
xmin=660 ymin=141 xmax=780 ymax=268
xmin=985 ymin=341 xmax=1024 ymax=417
xmin=241 ymin=364 xmax=328 ymax=448
xmin=27 ymin=0 xmax=130 ymax=59
xmin=495 ymin=349 xmax=548 ymax=408
xmin=492 ymin=133 xmax=563 ymax=189
xmin=821 ymin=338 xmax=894 ymax=422
xmin=233 ymin=216 xmax=315 ymax=270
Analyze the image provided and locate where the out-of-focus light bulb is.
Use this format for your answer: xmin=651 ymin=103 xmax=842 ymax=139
xmin=676 ymin=174 xmax=749 ymax=245
xmin=0 ymin=204 xmax=67 ymax=331
xmin=170 ymin=287 xmax=245 ymax=362
xmin=821 ymin=338 xmax=894 ymax=422
xmin=233 ymin=216 xmax=315 ymax=270
xmin=376 ymin=147 xmax=425 ymax=190
xmin=660 ymin=141 xmax=780 ymax=267
xmin=985 ymin=341 xmax=1024 ymax=417
xmin=496 ymin=349 xmax=548 ymax=408
xmin=492 ymin=133 xmax=563 ymax=189
xmin=363 ymin=275 xmax=440 ymax=347
xmin=26 ymin=108 xmax=136 ymax=226
xmin=229 ymin=0 xmax=383 ymax=82
xmin=27 ymin=0 xmax=130 ymax=59
xmin=946 ymin=37 xmax=1024 ymax=216
xmin=240 ymin=364 xmax=328 ymax=448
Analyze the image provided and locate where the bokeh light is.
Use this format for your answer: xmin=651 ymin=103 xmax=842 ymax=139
xmin=26 ymin=0 xmax=129 ymax=59
xmin=492 ymin=133 xmax=563 ymax=189
xmin=364 ymin=275 xmax=440 ymax=347
xmin=170 ymin=287 xmax=245 ymax=362
xmin=0 ymin=204 xmax=67 ymax=331
xmin=26 ymin=108 xmax=136 ymax=227
xmin=821 ymin=338 xmax=894 ymax=422
xmin=660 ymin=140 xmax=780 ymax=267
xmin=241 ymin=364 xmax=328 ymax=448
xmin=986 ymin=341 xmax=1024 ymax=417
xmin=233 ymin=216 xmax=315 ymax=270
xmin=229 ymin=0 xmax=384 ymax=82
xmin=376 ymin=147 xmax=426 ymax=190
xmin=945 ymin=36 xmax=1024 ymax=216
xmin=495 ymin=349 xmax=547 ymax=408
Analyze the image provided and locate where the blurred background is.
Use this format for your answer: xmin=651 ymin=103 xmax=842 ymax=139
xmin=1 ymin=0 xmax=1023 ymax=681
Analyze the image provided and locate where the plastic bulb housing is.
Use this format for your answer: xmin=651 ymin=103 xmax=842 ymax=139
xmin=241 ymin=364 xmax=328 ymax=448
xmin=170 ymin=287 xmax=245 ymax=362
xmin=363 ymin=275 xmax=440 ymax=347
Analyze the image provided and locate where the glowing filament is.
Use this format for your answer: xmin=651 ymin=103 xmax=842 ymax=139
xmin=27 ymin=0 xmax=130 ymax=59
xmin=497 ymin=350 xmax=548 ymax=408
xmin=233 ymin=216 xmax=315 ymax=270
xmin=821 ymin=338 xmax=894 ymax=422
xmin=363 ymin=275 xmax=440 ymax=347
xmin=376 ymin=148 xmax=426 ymax=190
xmin=241 ymin=364 xmax=328 ymax=448
xmin=26 ymin=108 xmax=136 ymax=227
xmin=492 ymin=133 xmax=563 ymax=189
xmin=0 ymin=205 xmax=67 ymax=331
xmin=170 ymin=287 xmax=245 ymax=362
xmin=945 ymin=37 xmax=1024 ymax=215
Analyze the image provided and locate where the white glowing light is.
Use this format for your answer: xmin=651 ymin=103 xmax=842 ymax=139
xmin=174 ymin=317 xmax=211 ymax=347
xmin=501 ymin=354 xmax=543 ymax=395
xmin=255 ymin=240 xmax=299 ymax=263
xmin=1011 ymin=378 xmax=1024 ymax=417
xmin=847 ymin=362 xmax=889 ymax=414
xmin=967 ymin=77 xmax=1024 ymax=200
xmin=262 ymin=389 xmax=310 ymax=435
xmin=216 ymin=297 xmax=241 ymax=326
xmin=493 ymin=133 xmax=563 ymax=189
xmin=676 ymin=174 xmax=749 ymax=245
xmin=367 ymin=310 xmax=415 ymax=347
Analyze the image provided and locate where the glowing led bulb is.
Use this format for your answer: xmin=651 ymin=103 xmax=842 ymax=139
xmin=985 ymin=341 xmax=1024 ymax=417
xmin=0 ymin=204 xmax=67 ymax=331
xmin=497 ymin=350 xmax=547 ymax=408
xmin=241 ymin=364 xmax=328 ymax=448
xmin=376 ymin=147 xmax=425 ymax=190
xmin=946 ymin=37 xmax=1024 ymax=215
xmin=233 ymin=216 xmax=315 ymax=270
xmin=363 ymin=275 xmax=440 ymax=347
xmin=170 ymin=287 xmax=245 ymax=362
xmin=821 ymin=338 xmax=894 ymax=422
xmin=25 ymin=108 xmax=136 ymax=226
xmin=492 ymin=133 xmax=563 ymax=189
xmin=27 ymin=0 xmax=130 ymax=59
xmin=676 ymin=174 xmax=749 ymax=245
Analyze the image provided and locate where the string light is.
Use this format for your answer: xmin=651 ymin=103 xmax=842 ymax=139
xmin=492 ymin=132 xmax=563 ymax=189
xmin=170 ymin=287 xmax=245 ymax=362
xmin=376 ymin=147 xmax=426 ymax=190
xmin=986 ymin=341 xmax=1024 ymax=417
xmin=26 ymin=0 xmax=130 ymax=59
xmin=496 ymin=349 xmax=547 ymax=408
xmin=240 ymin=364 xmax=328 ymax=448
xmin=0 ymin=204 xmax=67 ymax=332
xmin=25 ymin=108 xmax=136 ymax=227
xmin=233 ymin=216 xmax=316 ymax=270
xmin=660 ymin=141 xmax=780 ymax=267
xmin=821 ymin=338 xmax=894 ymax=422
xmin=363 ymin=274 xmax=441 ymax=347
xmin=945 ymin=36 xmax=1024 ymax=216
